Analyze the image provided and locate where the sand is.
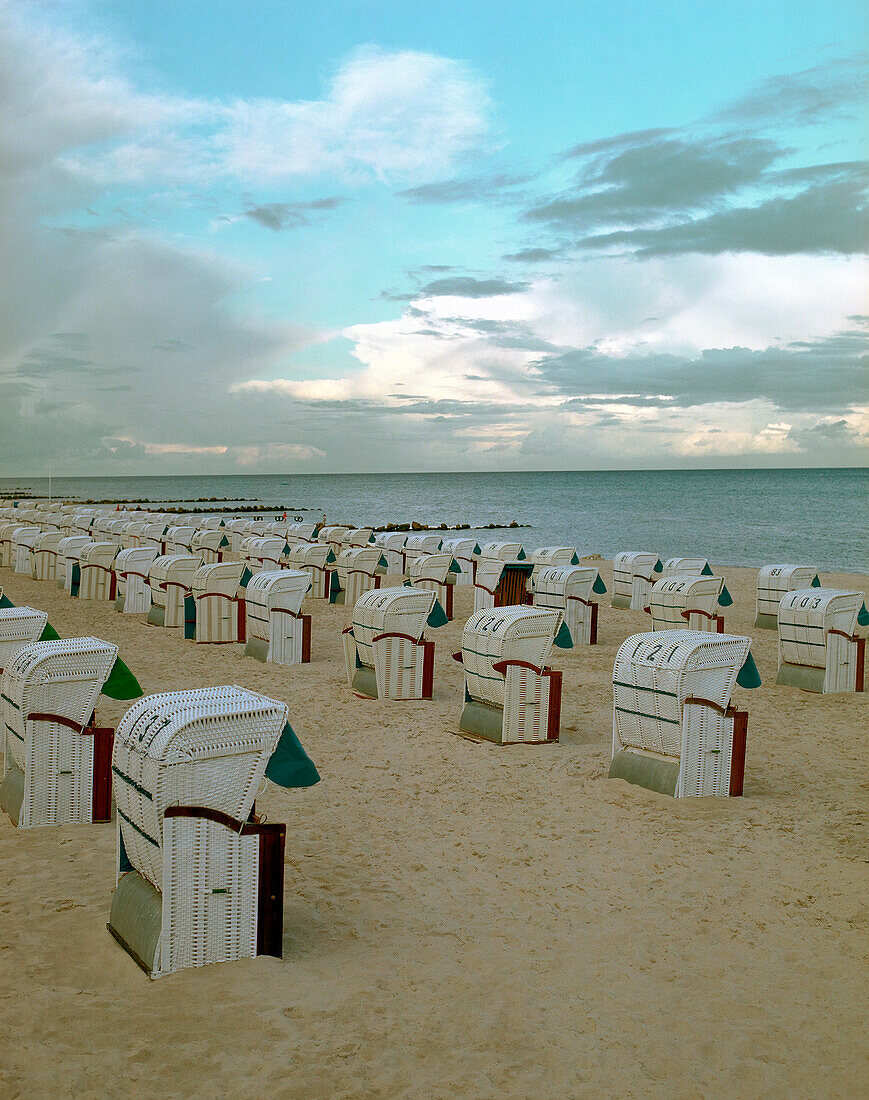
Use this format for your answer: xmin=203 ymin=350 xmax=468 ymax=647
xmin=0 ymin=558 xmax=867 ymax=1099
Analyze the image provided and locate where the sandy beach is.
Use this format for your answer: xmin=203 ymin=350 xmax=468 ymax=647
xmin=0 ymin=558 xmax=866 ymax=1099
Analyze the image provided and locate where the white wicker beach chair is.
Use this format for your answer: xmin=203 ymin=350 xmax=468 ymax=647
xmin=56 ymin=536 xmax=93 ymax=594
xmin=198 ymin=516 xmax=225 ymax=530
xmin=244 ymin=570 xmax=312 ymax=665
xmin=0 ymin=607 xmax=49 ymax=674
xmin=331 ymin=547 xmax=386 ymax=605
xmin=611 ymin=551 xmax=663 ymax=610
xmin=0 ymin=637 xmax=119 ymax=827
xmin=473 ymin=558 xmax=534 ymax=612
xmin=532 ymin=565 xmax=607 ymax=645
xmin=120 ymin=521 xmax=148 ymax=548
xmin=661 ymin=557 xmax=713 ymax=578
xmin=108 ymin=686 xmax=290 ymax=977
xmin=341 ymin=528 xmax=374 ymax=551
xmin=529 ymin=546 xmax=580 ymax=586
xmin=139 ymin=523 xmax=168 ymax=553
xmin=71 ymin=512 xmax=96 ymax=537
xmin=187 ymin=561 xmax=247 ymax=643
xmin=191 ymin=528 xmax=229 ymax=565
xmin=31 ymin=531 xmax=63 ymax=582
xmin=114 ymin=547 xmax=160 ymax=614
xmin=0 ymin=523 xmax=26 ymax=569
xmin=147 ymin=554 xmax=202 ymax=628
xmin=285 ymin=542 xmax=334 ymax=599
xmin=648 ymin=575 xmax=731 ymax=633
xmin=455 ymin=606 xmax=568 ymax=744
xmin=776 ymin=588 xmax=866 ymax=693
xmin=241 ymin=536 xmax=288 ymax=574
xmin=439 ymin=537 xmax=480 ymax=586
xmin=11 ymin=527 xmax=40 ymax=575
xmin=164 ymin=525 xmax=197 ymax=556
xmin=283 ymin=521 xmax=319 ymax=548
xmin=402 ymin=534 xmax=443 ymax=572
xmin=318 ymin=526 xmax=351 ymax=561
xmin=76 ymin=541 xmax=119 ymax=601
xmin=342 ymin=587 xmax=443 ymax=699
xmin=609 ymin=630 xmax=761 ymax=796
xmin=478 ymin=540 xmax=525 ymax=562
xmin=408 ymin=552 xmax=460 ymax=620
xmin=755 ymin=565 xmax=820 ymax=629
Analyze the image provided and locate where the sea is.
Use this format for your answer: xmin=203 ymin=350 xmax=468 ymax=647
xmin=2 ymin=468 xmax=866 ymax=574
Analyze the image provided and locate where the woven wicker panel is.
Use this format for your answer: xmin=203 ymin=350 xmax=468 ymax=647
xmin=350 ymin=586 xmax=435 ymax=668
xmin=114 ymin=547 xmax=159 ymax=613
xmin=756 ymin=565 xmax=817 ymax=624
xmin=286 ymin=542 xmax=332 ymax=598
xmin=55 ymin=537 xmax=91 ymax=590
xmin=612 ymin=551 xmax=659 ymax=609
xmin=11 ymin=527 xmax=40 ymax=575
xmin=78 ymin=542 xmax=119 ymax=600
xmin=0 ymin=607 xmax=49 ymax=670
xmin=3 ymin=636 xmax=118 ymax=826
xmin=409 ymin=552 xmax=455 ymax=586
xmin=473 ymin=559 xmax=505 ymax=611
xmin=190 ymin=529 xmax=225 ymax=563
xmin=649 ymin=575 xmax=723 ymax=631
xmin=462 ymin=606 xmax=562 ymax=709
xmin=479 ymin=541 xmax=524 ymax=562
xmin=440 ymin=538 xmax=478 ymax=586
xmin=612 ymin=630 xmax=748 ymax=760
xmin=0 ymin=524 xmax=27 ymax=568
xmin=342 ymin=529 xmax=374 ymax=550
xmin=374 ymin=532 xmax=408 ymax=575
xmin=661 ymin=557 xmax=710 ymax=578
xmin=778 ymin=588 xmax=860 ymax=674
xmin=164 ymin=526 xmax=197 ymax=555
xmin=372 ymin=635 xmax=427 ymax=699
xmin=113 ymin=685 xmax=287 ymax=889
xmin=245 ymin=569 xmax=311 ymax=664
xmin=337 ymin=547 xmax=383 ymax=604
xmin=242 ymin=537 xmax=286 ymax=573
xmin=283 ymin=522 xmax=318 ymax=547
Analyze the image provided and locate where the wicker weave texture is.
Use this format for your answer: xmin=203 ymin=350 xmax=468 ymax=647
xmin=245 ymin=569 xmax=312 ymax=664
xmin=11 ymin=527 xmax=40 ymax=574
xmin=440 ymin=538 xmax=478 ymax=586
xmin=31 ymin=532 xmax=63 ymax=581
xmin=114 ymin=548 xmax=159 ymax=613
xmin=649 ymin=575 xmax=724 ymax=632
xmin=191 ymin=561 xmax=245 ymax=643
xmin=373 ymin=532 xmax=408 ymax=575
xmin=148 ymin=555 xmax=202 ymax=627
xmin=77 ymin=542 xmax=119 ymax=600
xmin=612 ymin=552 xmax=659 ymax=610
xmin=286 ymin=543 xmax=332 ymax=598
xmin=2 ymin=636 xmax=117 ymax=826
xmin=336 ymin=547 xmax=383 ymax=604
xmin=778 ymin=588 xmax=861 ymax=691
xmin=661 ymin=557 xmax=710 ymax=578
xmin=0 ymin=607 xmax=49 ymax=671
xmin=462 ymin=606 xmax=562 ymax=710
xmin=756 ymin=565 xmax=817 ymax=624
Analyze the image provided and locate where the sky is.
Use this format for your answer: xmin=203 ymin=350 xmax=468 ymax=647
xmin=1 ymin=0 xmax=867 ymax=475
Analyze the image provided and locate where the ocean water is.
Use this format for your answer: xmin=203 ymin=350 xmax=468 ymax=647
xmin=2 ymin=468 xmax=866 ymax=574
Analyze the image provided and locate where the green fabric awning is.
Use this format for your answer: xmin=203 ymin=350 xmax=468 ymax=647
xmin=592 ymin=573 xmax=607 ymax=594
xmin=184 ymin=594 xmax=196 ymax=639
xmin=570 ymin=552 xmax=579 ymax=564
xmin=654 ymin=559 xmax=663 ymax=572
xmin=736 ymin=651 xmax=762 ymax=689
xmin=239 ymin=566 xmax=252 ymax=589
xmin=426 ymin=598 xmax=448 ymax=628
xmin=553 ymin=620 xmax=573 ymax=648
xmin=718 ymin=584 xmax=733 ymax=607
xmin=448 ymin=559 xmax=462 ymax=573
xmin=701 ymin=562 xmax=713 ymax=575
xmin=811 ymin=574 xmax=821 ymax=587
xmin=265 ymin=722 xmax=320 ymax=789
xmin=516 ymin=548 xmax=526 ymax=560
xmin=858 ymin=603 xmax=869 ymax=627
xmin=102 ymin=656 xmax=143 ymax=700
xmin=38 ymin=622 xmax=60 ymax=642
xmin=0 ymin=593 xmax=14 ymax=609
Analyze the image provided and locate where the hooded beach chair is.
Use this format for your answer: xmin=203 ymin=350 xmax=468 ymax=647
xmin=776 ymin=588 xmax=867 ymax=693
xmin=455 ymin=606 xmax=570 ymax=744
xmin=187 ymin=561 xmax=248 ymax=643
xmin=56 ymin=536 xmax=93 ymax=594
xmin=611 ymin=551 xmax=662 ymax=610
xmin=0 ymin=607 xmax=49 ymax=674
xmin=191 ymin=528 xmax=229 ymax=565
xmin=402 ymin=534 xmax=443 ymax=572
xmin=473 ymin=557 xmax=534 ymax=612
xmin=532 ymin=565 xmax=607 ymax=645
xmin=76 ymin=542 xmax=119 ymax=601
xmin=241 ymin=536 xmax=288 ymax=574
xmin=529 ymin=546 xmax=580 ymax=586
xmin=0 ymin=636 xmax=142 ymax=827
xmin=648 ymin=575 xmax=733 ymax=633
xmin=199 ymin=515 xmax=225 ymax=530
xmin=11 ymin=527 xmax=40 ymax=575
xmin=225 ymin=519 xmax=255 ymax=552
xmin=374 ymin=532 xmax=408 ymax=576
xmin=755 ymin=565 xmax=821 ymax=629
xmin=72 ymin=512 xmax=96 ymax=537
xmin=244 ymin=569 xmax=312 ymax=665
xmin=139 ymin=523 xmax=168 ymax=553
xmin=661 ymin=557 xmax=713 ymax=579
xmin=408 ymin=551 xmax=460 ymax=620
xmin=341 ymin=528 xmax=374 ymax=551
xmin=331 ymin=546 xmax=386 ymax=605
xmin=147 ymin=554 xmax=202 ymax=628
xmin=286 ymin=542 xmax=334 ymax=599
xmin=0 ymin=523 xmax=26 ymax=569
xmin=283 ymin=521 xmax=319 ymax=548
xmin=164 ymin=525 xmax=197 ymax=556
xmin=440 ymin=537 xmax=479 ymax=586
xmin=342 ymin=586 xmax=446 ymax=699
xmin=114 ymin=547 xmax=160 ymax=614
xmin=120 ymin=521 xmax=149 ymax=548
xmin=108 ymin=685 xmax=319 ymax=978
xmin=318 ymin=526 xmax=351 ymax=560
xmin=609 ymin=630 xmax=761 ymax=797
xmin=31 ymin=531 xmax=63 ymax=582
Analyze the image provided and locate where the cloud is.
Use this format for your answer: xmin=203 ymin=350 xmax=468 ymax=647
xmin=396 ymin=169 xmax=534 ymax=204
xmin=241 ymin=196 xmax=348 ymax=230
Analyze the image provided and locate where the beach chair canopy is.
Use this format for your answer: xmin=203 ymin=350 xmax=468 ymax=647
xmin=0 ymin=607 xmax=49 ymax=671
xmin=649 ymin=574 xmax=726 ymax=631
xmin=755 ymin=564 xmax=820 ymax=628
xmin=661 ymin=557 xmax=712 ymax=578
xmin=461 ymin=606 xmax=563 ymax=710
xmin=611 ymin=551 xmax=662 ymax=609
xmin=777 ymin=587 xmax=865 ymax=693
xmin=479 ymin=540 xmax=525 ymax=562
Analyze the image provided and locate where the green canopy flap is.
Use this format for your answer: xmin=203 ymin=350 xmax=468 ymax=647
xmin=325 ymin=549 xmax=337 ymax=564
xmin=183 ymin=594 xmax=196 ymax=639
xmin=264 ymin=722 xmax=321 ymax=789
xmin=102 ymin=656 xmax=143 ymax=701
xmin=328 ymin=570 xmax=341 ymax=602
xmin=426 ymin=598 xmax=448 ymax=628
xmin=570 ymin=552 xmax=579 ymax=564
xmin=70 ymin=562 xmax=80 ymax=598
xmin=654 ymin=559 xmax=663 ymax=572
xmin=448 ymin=559 xmax=462 ymax=573
xmin=239 ymin=566 xmax=252 ymax=589
xmin=736 ymin=651 xmax=762 ymax=689
xmin=553 ymin=620 xmax=573 ymax=649
xmin=701 ymin=562 xmax=713 ymax=575
xmin=858 ymin=603 xmax=869 ymax=627
xmin=38 ymin=622 xmax=60 ymax=642
xmin=473 ymin=543 xmax=481 ymax=554
xmin=219 ymin=535 xmax=229 ymax=548
xmin=811 ymin=574 xmax=821 ymax=587
xmin=592 ymin=573 xmax=607 ymax=594
xmin=0 ymin=593 xmax=14 ymax=609
xmin=718 ymin=584 xmax=733 ymax=607
xmin=516 ymin=548 xmax=526 ymax=560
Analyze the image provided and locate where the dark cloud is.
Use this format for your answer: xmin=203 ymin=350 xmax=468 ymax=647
xmin=396 ymin=170 xmax=535 ymax=205
xmin=243 ymin=196 xmax=347 ymax=230
xmin=534 ymin=326 xmax=869 ymax=413
xmin=502 ymin=245 xmax=567 ymax=263
xmin=417 ymin=276 xmax=529 ymax=298
xmin=561 ymin=128 xmax=675 ymax=160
